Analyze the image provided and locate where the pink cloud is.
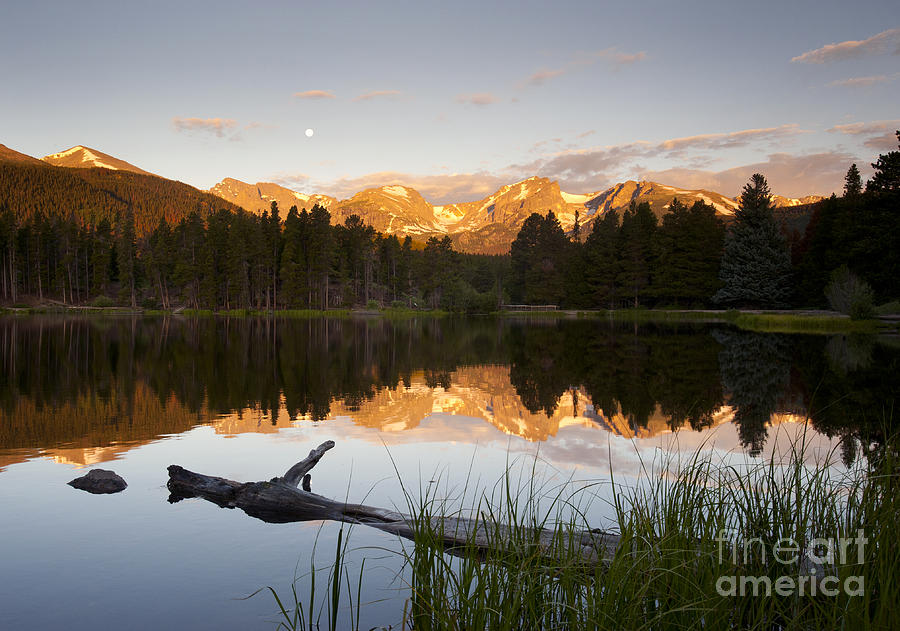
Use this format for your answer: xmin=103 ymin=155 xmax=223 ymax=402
xmin=827 ymin=75 xmax=892 ymax=88
xmin=828 ymin=119 xmax=900 ymax=150
xmin=523 ymin=68 xmax=566 ymax=86
xmin=172 ymin=117 xmax=239 ymax=138
xmin=792 ymin=28 xmax=900 ymax=63
xmin=455 ymin=93 xmax=499 ymax=106
xmin=293 ymin=90 xmax=336 ymax=99
xmin=353 ymin=90 xmax=402 ymax=102
xmin=638 ymin=152 xmax=856 ymax=198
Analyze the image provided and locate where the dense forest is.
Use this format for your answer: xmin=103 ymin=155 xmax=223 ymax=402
xmin=0 ymin=134 xmax=897 ymax=311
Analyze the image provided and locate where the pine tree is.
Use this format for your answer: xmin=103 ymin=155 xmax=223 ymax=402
xmin=843 ymin=164 xmax=862 ymax=197
xmin=509 ymin=212 xmax=542 ymax=303
xmin=866 ymin=131 xmax=900 ymax=192
xmin=617 ymin=201 xmax=657 ymax=308
xmin=582 ymin=211 xmax=619 ymax=308
xmin=713 ymin=174 xmax=792 ymax=307
xmin=653 ymin=199 xmax=724 ymax=306
xmin=308 ymin=205 xmax=333 ymax=309
xmin=117 ymin=206 xmax=136 ymax=308
xmin=147 ymin=217 xmax=173 ymax=308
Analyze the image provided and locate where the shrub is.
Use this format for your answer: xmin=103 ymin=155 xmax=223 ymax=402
xmin=826 ymin=266 xmax=875 ymax=320
xmin=89 ymin=295 xmax=115 ymax=308
xmin=365 ymin=299 xmax=380 ymax=310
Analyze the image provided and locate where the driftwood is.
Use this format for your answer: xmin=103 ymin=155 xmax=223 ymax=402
xmin=167 ymin=440 xmax=619 ymax=563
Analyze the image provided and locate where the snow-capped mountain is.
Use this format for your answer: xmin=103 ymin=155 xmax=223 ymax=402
xmin=210 ymin=175 xmax=809 ymax=254
xmin=210 ymin=178 xmax=337 ymax=215
xmin=41 ymin=146 xmax=152 ymax=175
xmin=768 ymin=194 xmax=826 ymax=207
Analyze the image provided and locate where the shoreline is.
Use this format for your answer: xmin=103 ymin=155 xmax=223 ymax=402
xmin=0 ymin=304 xmax=893 ymax=333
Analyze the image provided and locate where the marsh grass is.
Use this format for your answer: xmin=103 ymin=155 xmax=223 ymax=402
xmin=731 ymin=313 xmax=878 ymax=334
xmin=267 ymin=432 xmax=899 ymax=630
xmin=587 ymin=308 xmax=880 ymax=333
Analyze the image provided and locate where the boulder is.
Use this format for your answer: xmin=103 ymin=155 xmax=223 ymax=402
xmin=68 ymin=469 xmax=127 ymax=494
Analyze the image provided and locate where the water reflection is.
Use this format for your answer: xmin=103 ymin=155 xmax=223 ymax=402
xmin=0 ymin=316 xmax=896 ymax=469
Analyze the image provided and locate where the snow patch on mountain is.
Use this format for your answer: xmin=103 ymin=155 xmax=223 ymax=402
xmin=44 ymin=146 xmax=84 ymax=160
xmin=382 ymin=185 xmax=410 ymax=199
xmin=561 ymin=192 xmax=591 ymax=204
xmin=44 ymin=146 xmax=119 ymax=170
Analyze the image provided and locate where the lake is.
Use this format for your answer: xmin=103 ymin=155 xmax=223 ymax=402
xmin=0 ymin=315 xmax=896 ymax=630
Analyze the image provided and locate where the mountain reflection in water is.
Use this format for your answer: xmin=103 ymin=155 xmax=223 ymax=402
xmin=0 ymin=315 xmax=896 ymax=470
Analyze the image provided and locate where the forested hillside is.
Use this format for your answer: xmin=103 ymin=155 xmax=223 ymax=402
xmin=0 ymin=160 xmax=240 ymax=236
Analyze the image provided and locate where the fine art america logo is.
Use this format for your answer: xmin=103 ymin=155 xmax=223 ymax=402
xmin=714 ymin=529 xmax=867 ymax=597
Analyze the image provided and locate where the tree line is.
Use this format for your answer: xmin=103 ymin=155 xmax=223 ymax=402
xmin=1 ymin=133 xmax=897 ymax=311
xmin=0 ymin=199 xmax=504 ymax=311
xmin=509 ymin=133 xmax=900 ymax=309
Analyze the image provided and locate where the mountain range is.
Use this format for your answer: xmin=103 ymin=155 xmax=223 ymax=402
xmin=0 ymin=143 xmax=825 ymax=253
xmin=210 ymin=176 xmax=823 ymax=253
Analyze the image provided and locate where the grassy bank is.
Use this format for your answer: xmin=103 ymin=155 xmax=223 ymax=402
xmin=557 ymin=308 xmax=882 ymax=334
xmin=267 ymin=434 xmax=899 ymax=630
xmin=731 ymin=312 xmax=879 ymax=334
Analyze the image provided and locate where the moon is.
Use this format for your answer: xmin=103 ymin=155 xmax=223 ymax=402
xmin=305 ymin=128 xmax=314 ymax=138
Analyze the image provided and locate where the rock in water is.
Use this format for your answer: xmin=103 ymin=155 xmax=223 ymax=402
xmin=68 ymin=469 xmax=127 ymax=494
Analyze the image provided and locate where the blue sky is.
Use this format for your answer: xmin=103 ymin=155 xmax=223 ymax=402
xmin=1 ymin=0 xmax=898 ymax=201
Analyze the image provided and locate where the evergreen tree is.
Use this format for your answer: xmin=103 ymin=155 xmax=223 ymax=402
xmin=844 ymin=163 xmax=862 ymax=197
xmin=653 ymin=199 xmax=724 ymax=306
xmin=713 ymin=174 xmax=792 ymax=307
xmin=422 ymin=236 xmax=456 ymax=309
xmin=117 ymin=206 xmax=136 ymax=308
xmin=582 ymin=211 xmax=619 ymax=308
xmin=308 ymin=205 xmax=333 ymax=309
xmin=508 ymin=211 xmax=568 ymax=305
xmin=866 ymin=131 xmax=900 ymax=192
xmin=280 ymin=206 xmax=305 ymax=307
xmin=147 ymin=218 xmax=173 ymax=309
xmin=509 ymin=212 xmax=543 ymax=303
xmin=616 ymin=201 xmax=657 ymax=308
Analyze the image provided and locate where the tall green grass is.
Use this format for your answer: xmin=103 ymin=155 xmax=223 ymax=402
xmin=266 ymin=433 xmax=898 ymax=630
xmin=732 ymin=313 xmax=878 ymax=334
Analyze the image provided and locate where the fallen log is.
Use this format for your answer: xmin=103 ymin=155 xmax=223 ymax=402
xmin=167 ymin=440 xmax=619 ymax=563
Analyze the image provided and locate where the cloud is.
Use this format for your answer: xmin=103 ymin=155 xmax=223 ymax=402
xmin=455 ymin=93 xmax=499 ymax=106
xmin=269 ymin=172 xmax=312 ymax=191
xmin=353 ymin=89 xmax=402 ymax=102
xmin=638 ymin=152 xmax=856 ymax=198
xmin=611 ymin=51 xmax=647 ymax=65
xmin=523 ymin=68 xmax=566 ymax=87
xmin=791 ymin=28 xmax=900 ymax=63
xmin=828 ymin=119 xmax=900 ymax=151
xmin=657 ymin=125 xmax=806 ymax=154
xmin=293 ymin=90 xmax=336 ymax=99
xmin=519 ymin=48 xmax=647 ymax=88
xmin=510 ymin=142 xmax=650 ymax=190
xmin=514 ymin=125 xmax=808 ymax=190
xmin=172 ymin=117 xmax=239 ymax=138
xmin=827 ymin=75 xmax=892 ymax=88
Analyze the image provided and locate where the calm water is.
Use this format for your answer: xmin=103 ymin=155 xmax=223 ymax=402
xmin=0 ymin=315 xmax=896 ymax=629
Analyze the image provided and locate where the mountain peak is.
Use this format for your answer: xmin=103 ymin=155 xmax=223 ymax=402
xmin=41 ymin=145 xmax=153 ymax=176
xmin=207 ymin=174 xmax=822 ymax=254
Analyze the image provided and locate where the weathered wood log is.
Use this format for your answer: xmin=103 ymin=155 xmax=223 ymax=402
xmin=167 ymin=441 xmax=841 ymax=580
xmin=167 ymin=440 xmax=619 ymax=562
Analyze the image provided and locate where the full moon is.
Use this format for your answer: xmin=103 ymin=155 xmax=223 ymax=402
xmin=305 ymin=128 xmax=314 ymax=138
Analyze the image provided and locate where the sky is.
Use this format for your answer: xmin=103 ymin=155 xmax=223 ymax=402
xmin=1 ymin=0 xmax=898 ymax=202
